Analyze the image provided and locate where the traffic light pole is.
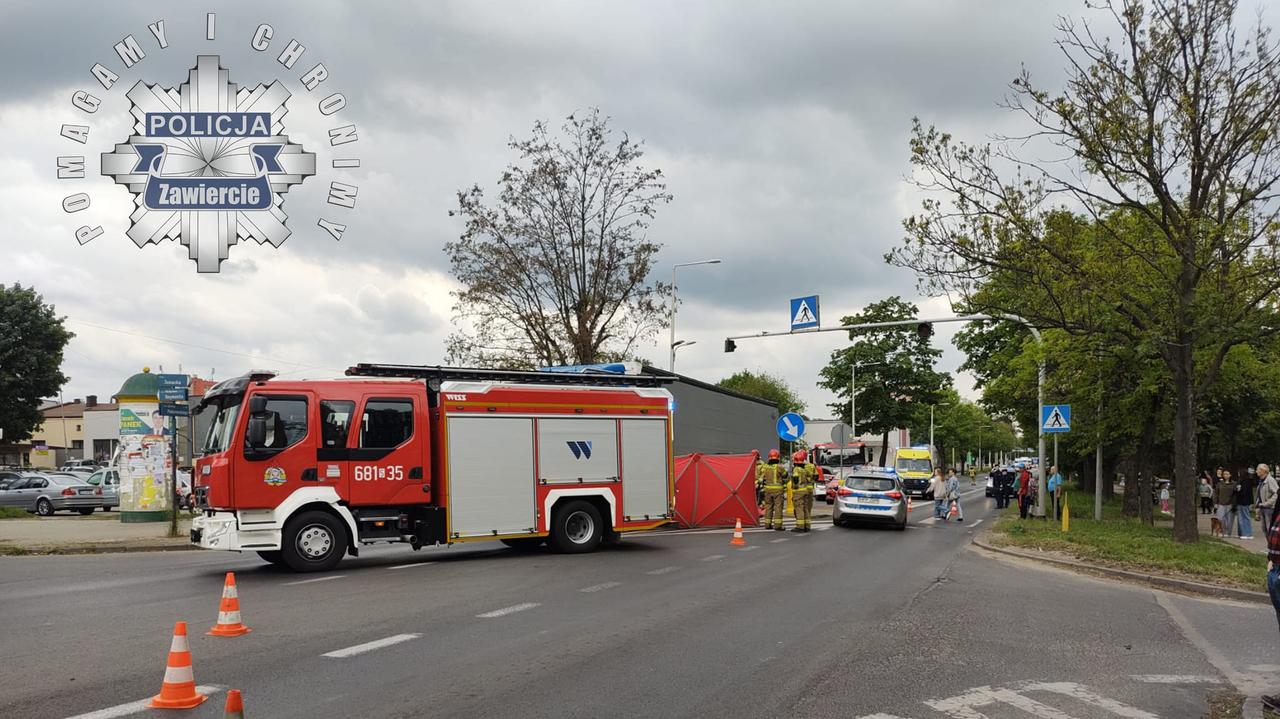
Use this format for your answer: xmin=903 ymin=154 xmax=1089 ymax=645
xmin=725 ymin=313 xmax=1047 ymax=518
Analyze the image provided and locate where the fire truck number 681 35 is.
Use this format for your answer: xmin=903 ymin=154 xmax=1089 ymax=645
xmin=353 ymin=465 xmax=404 ymax=482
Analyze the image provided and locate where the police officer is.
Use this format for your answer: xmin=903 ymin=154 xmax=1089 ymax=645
xmin=756 ymin=449 xmax=788 ymax=530
xmin=790 ymin=450 xmax=818 ymax=532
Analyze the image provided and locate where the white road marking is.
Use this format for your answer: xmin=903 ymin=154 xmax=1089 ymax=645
xmin=1155 ymin=592 xmax=1259 ymax=695
xmin=579 ymin=581 xmax=621 ymax=593
xmin=740 ymin=545 xmax=760 ymax=551
xmin=926 ymin=685 xmax=1077 ymax=719
xmin=388 ymin=561 xmax=437 ymax=570
xmin=65 ymin=687 xmax=224 ymax=719
xmin=1128 ymin=674 xmax=1219 ymax=684
xmin=646 ymin=565 xmax=681 ymax=575
xmin=1025 ymin=682 xmax=1159 ymax=718
xmin=476 ymin=602 xmax=540 ymax=618
xmin=854 ymin=714 xmax=913 ymax=719
xmin=919 ymin=517 xmax=939 ymax=525
xmin=971 ymin=519 xmax=984 ymax=527
xmin=322 ymin=633 xmax=421 ymax=658
xmin=815 ymin=524 xmax=833 ymax=531
xmin=701 ymin=554 xmax=726 ymax=561
xmin=770 ymin=538 xmax=790 ymax=543
xmin=283 ymin=574 xmax=346 ymax=586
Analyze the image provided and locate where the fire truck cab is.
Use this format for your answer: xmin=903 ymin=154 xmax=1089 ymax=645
xmin=191 ymin=364 xmax=674 ymax=571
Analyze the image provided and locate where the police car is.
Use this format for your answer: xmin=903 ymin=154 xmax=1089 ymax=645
xmin=831 ymin=467 xmax=908 ymax=531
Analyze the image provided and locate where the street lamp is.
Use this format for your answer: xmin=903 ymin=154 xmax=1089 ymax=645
xmin=669 ymin=259 xmax=721 ymax=372
xmin=671 ymin=340 xmax=697 ymax=365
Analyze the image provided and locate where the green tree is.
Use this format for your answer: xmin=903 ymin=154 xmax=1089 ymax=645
xmin=818 ymin=297 xmax=949 ymax=465
xmin=447 ymin=109 xmax=673 ymax=368
xmin=0 ymin=284 xmax=73 ymax=443
xmin=716 ymin=370 xmax=805 ymax=416
xmin=889 ymin=1 xmax=1280 ymax=542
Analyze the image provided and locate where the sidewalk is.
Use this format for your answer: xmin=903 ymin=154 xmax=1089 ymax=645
xmin=1154 ymin=509 xmax=1268 ymax=555
xmin=0 ymin=516 xmax=192 ymax=554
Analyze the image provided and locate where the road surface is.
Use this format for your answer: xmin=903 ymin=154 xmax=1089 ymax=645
xmin=0 ymin=487 xmax=1268 ymax=718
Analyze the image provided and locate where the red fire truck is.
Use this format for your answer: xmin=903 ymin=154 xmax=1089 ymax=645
xmin=190 ymin=364 xmax=674 ymax=571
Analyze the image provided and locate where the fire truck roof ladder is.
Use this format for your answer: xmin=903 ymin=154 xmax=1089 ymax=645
xmin=344 ymin=364 xmax=672 ymax=389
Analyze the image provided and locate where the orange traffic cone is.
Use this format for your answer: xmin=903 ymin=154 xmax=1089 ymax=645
xmin=730 ymin=518 xmax=746 ymax=546
xmin=224 ymin=689 xmax=245 ymax=718
xmin=907 ymin=496 xmax=913 ymax=513
xmin=948 ymin=503 xmax=959 ymax=519
xmin=208 ymin=572 xmax=252 ymax=637
xmin=148 ymin=621 xmax=208 ymax=709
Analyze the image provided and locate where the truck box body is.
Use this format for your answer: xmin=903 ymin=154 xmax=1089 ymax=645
xmin=190 ymin=366 xmax=674 ymax=570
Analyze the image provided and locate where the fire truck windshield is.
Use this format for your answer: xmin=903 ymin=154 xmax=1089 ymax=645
xmin=201 ymin=399 xmax=241 ymax=454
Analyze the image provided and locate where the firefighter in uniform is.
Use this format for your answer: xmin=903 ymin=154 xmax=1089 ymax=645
xmin=790 ymin=450 xmax=818 ymax=532
xmin=756 ymin=449 xmax=788 ymax=530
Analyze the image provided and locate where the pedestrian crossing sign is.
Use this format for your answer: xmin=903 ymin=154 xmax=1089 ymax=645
xmin=1041 ymin=404 xmax=1071 ymax=433
xmin=790 ymin=295 xmax=820 ymax=330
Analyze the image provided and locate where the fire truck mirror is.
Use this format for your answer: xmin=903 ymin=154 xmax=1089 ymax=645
xmin=248 ymin=395 xmax=268 ymax=415
xmin=246 ymin=416 xmax=267 ymax=448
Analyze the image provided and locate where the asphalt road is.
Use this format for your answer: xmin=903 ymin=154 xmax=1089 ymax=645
xmin=0 ymin=486 xmax=1268 ymax=718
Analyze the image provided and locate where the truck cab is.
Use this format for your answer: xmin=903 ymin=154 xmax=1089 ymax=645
xmin=191 ymin=366 xmax=674 ymax=571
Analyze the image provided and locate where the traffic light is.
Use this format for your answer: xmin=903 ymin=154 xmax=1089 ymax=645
xmin=916 ymin=322 xmax=933 ymax=341
xmin=724 ymin=338 xmax=737 ymax=353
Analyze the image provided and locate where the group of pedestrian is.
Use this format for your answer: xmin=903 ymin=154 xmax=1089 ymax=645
xmin=989 ymin=464 xmax=1037 ymax=517
xmin=926 ymin=468 xmax=964 ymax=522
xmin=1206 ymin=464 xmax=1278 ymax=540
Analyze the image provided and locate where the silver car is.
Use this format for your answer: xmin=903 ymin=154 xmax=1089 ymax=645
xmin=0 ymin=473 xmax=103 ymax=515
xmin=831 ymin=471 xmax=908 ymax=530
xmin=83 ymin=468 xmax=121 ymax=511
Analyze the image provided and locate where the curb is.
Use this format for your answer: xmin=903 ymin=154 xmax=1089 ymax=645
xmin=971 ymin=535 xmax=1269 ymax=604
xmin=0 ymin=541 xmax=195 ymax=556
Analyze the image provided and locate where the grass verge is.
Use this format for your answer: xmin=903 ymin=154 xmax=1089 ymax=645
xmin=0 ymin=506 xmax=31 ymax=519
xmin=988 ymin=488 xmax=1264 ymax=591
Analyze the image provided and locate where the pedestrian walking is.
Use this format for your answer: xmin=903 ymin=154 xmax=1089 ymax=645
xmin=1159 ymin=483 xmax=1170 ymax=514
xmin=1257 ymin=464 xmax=1278 ymax=533
xmin=1016 ymin=464 xmax=1033 ymax=519
xmin=1217 ymin=469 xmax=1239 ymax=537
xmin=789 ymin=450 xmax=817 ymax=533
xmin=1198 ymin=471 xmax=1215 ymax=515
xmin=756 ymin=449 xmax=788 ymax=531
xmin=928 ymin=469 xmax=946 ymax=519
xmin=1237 ymin=468 xmax=1256 ymax=540
xmin=945 ymin=468 xmax=964 ymax=522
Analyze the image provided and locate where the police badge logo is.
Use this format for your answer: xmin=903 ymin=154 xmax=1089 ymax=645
xmin=264 ymin=467 xmax=287 ymax=487
xmin=101 ymin=56 xmax=316 ymax=272
xmin=55 ymin=14 xmax=362 ymax=273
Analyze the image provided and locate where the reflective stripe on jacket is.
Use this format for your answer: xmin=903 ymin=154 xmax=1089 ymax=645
xmin=758 ymin=462 xmax=787 ymax=490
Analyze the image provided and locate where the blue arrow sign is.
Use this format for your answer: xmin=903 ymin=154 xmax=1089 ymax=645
xmin=776 ymin=412 xmax=806 ymax=441
xmin=1041 ymin=404 xmax=1071 ymax=433
xmin=789 ymin=296 xmax=820 ymax=331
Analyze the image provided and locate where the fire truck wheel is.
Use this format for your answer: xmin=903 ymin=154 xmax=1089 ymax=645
xmin=549 ymin=500 xmax=603 ymax=554
xmin=281 ymin=510 xmax=347 ymax=572
xmin=256 ymin=550 xmax=284 ymax=565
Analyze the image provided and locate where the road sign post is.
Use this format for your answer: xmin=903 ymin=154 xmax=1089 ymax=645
xmin=157 ymin=374 xmax=188 ymax=538
xmin=1041 ymin=404 xmax=1070 ymax=523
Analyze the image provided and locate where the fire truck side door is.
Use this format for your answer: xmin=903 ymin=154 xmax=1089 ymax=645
xmin=316 ymin=398 xmax=357 ymax=494
xmin=234 ymin=392 xmax=315 ymax=509
xmin=348 ymin=394 xmax=428 ymax=507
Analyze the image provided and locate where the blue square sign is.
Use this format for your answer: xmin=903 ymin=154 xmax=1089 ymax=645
xmin=790 ymin=296 xmax=820 ymax=331
xmin=1041 ymin=404 xmax=1070 ymax=433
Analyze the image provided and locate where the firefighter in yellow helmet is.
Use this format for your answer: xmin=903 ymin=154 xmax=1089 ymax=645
xmin=790 ymin=449 xmax=818 ymax=532
xmin=756 ymin=449 xmax=788 ymax=530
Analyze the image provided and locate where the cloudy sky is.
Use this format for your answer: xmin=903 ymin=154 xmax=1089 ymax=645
xmin=0 ymin=1 xmax=1194 ymax=417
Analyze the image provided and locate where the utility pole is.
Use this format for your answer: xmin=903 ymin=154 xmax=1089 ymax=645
xmin=669 ymin=259 xmax=721 ymax=371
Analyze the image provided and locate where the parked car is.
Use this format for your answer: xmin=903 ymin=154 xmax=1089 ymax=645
xmin=0 ymin=470 xmax=25 ymax=490
xmin=84 ymin=467 xmax=121 ymax=511
xmin=831 ymin=470 xmax=908 ymax=530
xmin=0 ymin=473 xmax=103 ymax=515
xmin=60 ymin=460 xmax=101 ymax=471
